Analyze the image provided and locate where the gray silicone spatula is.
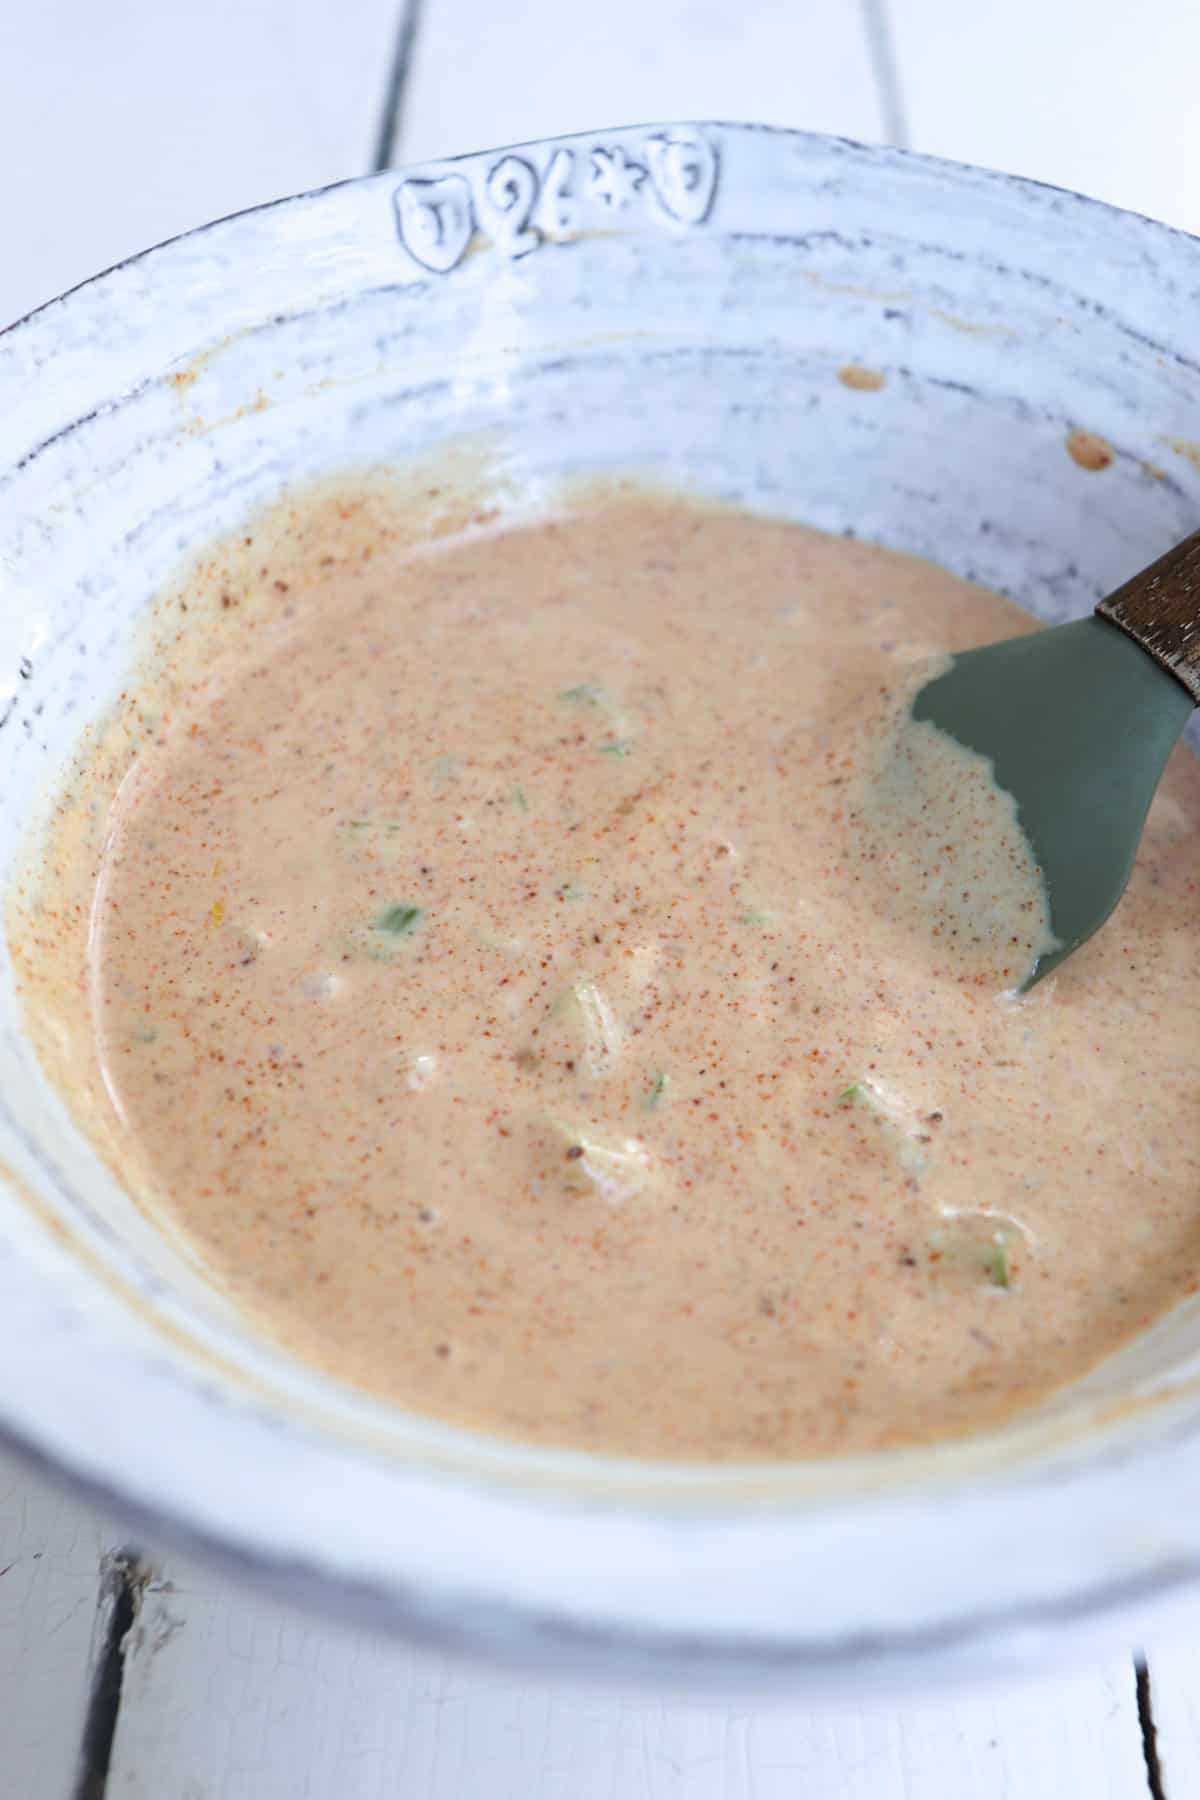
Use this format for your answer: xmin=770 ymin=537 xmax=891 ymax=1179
xmin=912 ymin=530 xmax=1200 ymax=985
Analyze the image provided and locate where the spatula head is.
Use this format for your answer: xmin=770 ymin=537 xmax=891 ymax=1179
xmin=912 ymin=615 xmax=1193 ymax=984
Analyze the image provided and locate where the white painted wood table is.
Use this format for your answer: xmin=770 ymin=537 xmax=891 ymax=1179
xmin=3 ymin=1 xmax=1200 ymax=1792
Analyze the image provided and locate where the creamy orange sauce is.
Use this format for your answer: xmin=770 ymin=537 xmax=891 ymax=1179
xmin=14 ymin=484 xmax=1200 ymax=1460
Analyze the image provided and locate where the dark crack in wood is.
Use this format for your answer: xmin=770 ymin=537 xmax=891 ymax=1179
xmin=371 ymin=0 xmax=428 ymax=172
xmin=1136 ymin=1657 xmax=1168 ymax=1800
xmin=72 ymin=1549 xmax=151 ymax=1800
xmin=860 ymin=0 xmax=910 ymax=149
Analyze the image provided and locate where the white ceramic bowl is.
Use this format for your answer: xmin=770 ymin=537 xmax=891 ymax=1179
xmin=4 ymin=122 xmax=1200 ymax=1688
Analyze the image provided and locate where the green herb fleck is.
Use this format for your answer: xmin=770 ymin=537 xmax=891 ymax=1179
xmin=741 ymin=907 xmax=771 ymax=927
xmin=133 ymin=1022 xmax=158 ymax=1045
xmin=644 ymin=1071 xmax=669 ymax=1110
xmin=600 ymin=740 xmax=632 ymax=758
xmin=835 ymin=1080 xmax=888 ymax=1120
xmin=377 ymin=904 xmax=423 ymax=936
xmin=512 ymin=786 xmax=528 ymax=813
xmin=559 ymin=683 xmax=604 ymax=705
xmin=983 ymin=1233 xmax=1011 ymax=1289
xmin=344 ymin=905 xmax=425 ymax=963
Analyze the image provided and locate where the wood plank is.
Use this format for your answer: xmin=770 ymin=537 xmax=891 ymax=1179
xmin=886 ymin=0 xmax=1200 ymax=234
xmin=0 ymin=0 xmax=406 ymax=328
xmin=393 ymin=0 xmax=885 ymax=167
xmin=0 ymin=1451 xmax=118 ymax=1800
xmin=105 ymin=1555 xmax=1151 ymax=1800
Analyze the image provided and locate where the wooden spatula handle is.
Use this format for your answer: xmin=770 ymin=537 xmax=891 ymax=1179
xmin=1097 ymin=530 xmax=1200 ymax=705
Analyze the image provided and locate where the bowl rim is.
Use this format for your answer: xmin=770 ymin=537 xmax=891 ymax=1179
xmin=2 ymin=1405 xmax=1197 ymax=1687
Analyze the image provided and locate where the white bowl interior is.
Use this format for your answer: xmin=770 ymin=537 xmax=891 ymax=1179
xmin=3 ymin=124 xmax=1200 ymax=1679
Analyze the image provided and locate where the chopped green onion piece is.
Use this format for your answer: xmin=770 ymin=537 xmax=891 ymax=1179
xmin=377 ymin=904 xmax=423 ymax=936
xmin=559 ymin=683 xmax=604 ymax=704
xmin=512 ymin=786 xmax=528 ymax=813
xmin=600 ymin=740 xmax=632 ymax=758
xmin=931 ymin=1217 xmax=1017 ymax=1289
xmin=984 ymin=1234 xmax=1011 ymax=1289
xmin=645 ymin=1071 xmax=669 ymax=1110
